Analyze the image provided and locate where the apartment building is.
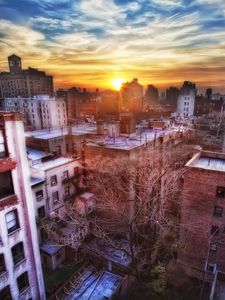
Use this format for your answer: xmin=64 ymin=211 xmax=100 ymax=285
xmin=0 ymin=95 xmax=67 ymax=130
xmin=0 ymin=112 xmax=45 ymax=299
xmin=179 ymin=151 xmax=225 ymax=281
xmin=29 ymin=151 xmax=81 ymax=219
xmin=177 ymin=81 xmax=196 ymax=118
xmin=0 ymin=55 xmax=53 ymax=98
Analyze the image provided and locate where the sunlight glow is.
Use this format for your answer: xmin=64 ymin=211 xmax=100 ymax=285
xmin=113 ymin=78 xmax=124 ymax=91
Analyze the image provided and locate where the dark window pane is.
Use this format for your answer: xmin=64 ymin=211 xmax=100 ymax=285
xmin=17 ymin=272 xmax=29 ymax=293
xmin=12 ymin=242 xmax=25 ymax=265
xmin=216 ymin=186 xmax=225 ymax=198
xmin=0 ymin=286 xmax=12 ymax=300
xmin=0 ymin=171 xmax=14 ymax=199
xmin=214 ymin=206 xmax=223 ymax=217
xmin=0 ymin=254 xmax=6 ymax=273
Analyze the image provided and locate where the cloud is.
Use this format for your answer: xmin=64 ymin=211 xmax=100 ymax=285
xmin=150 ymin=0 xmax=184 ymax=8
xmin=1 ymin=0 xmax=225 ymax=90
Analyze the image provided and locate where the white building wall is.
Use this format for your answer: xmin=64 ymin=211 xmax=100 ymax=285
xmin=30 ymin=158 xmax=80 ymax=219
xmin=3 ymin=96 xmax=67 ymax=130
xmin=177 ymin=90 xmax=195 ymax=118
xmin=0 ymin=115 xmax=45 ymax=299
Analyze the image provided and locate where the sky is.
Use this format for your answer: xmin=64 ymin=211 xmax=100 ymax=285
xmin=0 ymin=0 xmax=225 ymax=92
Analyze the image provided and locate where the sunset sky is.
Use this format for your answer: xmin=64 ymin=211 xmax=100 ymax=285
xmin=0 ymin=0 xmax=225 ymax=92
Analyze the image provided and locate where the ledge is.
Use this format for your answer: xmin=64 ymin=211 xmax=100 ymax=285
xmin=0 ymin=157 xmax=16 ymax=173
xmin=0 ymin=194 xmax=18 ymax=211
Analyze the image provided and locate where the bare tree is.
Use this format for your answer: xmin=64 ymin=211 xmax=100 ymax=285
xmin=84 ymin=143 xmax=194 ymax=279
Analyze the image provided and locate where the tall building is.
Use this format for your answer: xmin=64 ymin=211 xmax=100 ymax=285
xmin=166 ymin=86 xmax=179 ymax=110
xmin=0 ymin=112 xmax=45 ymax=299
xmin=120 ymin=78 xmax=143 ymax=112
xmin=0 ymin=55 xmax=53 ymax=98
xmin=145 ymin=84 xmax=159 ymax=103
xmin=179 ymin=151 xmax=225 ymax=282
xmin=0 ymin=95 xmax=67 ymax=130
xmin=177 ymin=81 xmax=196 ymax=118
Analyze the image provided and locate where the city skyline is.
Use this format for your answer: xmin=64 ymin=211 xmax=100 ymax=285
xmin=0 ymin=0 xmax=225 ymax=91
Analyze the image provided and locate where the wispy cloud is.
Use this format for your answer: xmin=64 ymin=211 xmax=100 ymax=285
xmin=0 ymin=0 xmax=225 ymax=91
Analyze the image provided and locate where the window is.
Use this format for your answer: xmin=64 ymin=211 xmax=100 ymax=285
xmin=216 ymin=186 xmax=225 ymax=198
xmin=0 ymin=171 xmax=14 ymax=199
xmin=36 ymin=190 xmax=43 ymax=202
xmin=62 ymin=170 xmax=68 ymax=180
xmin=74 ymin=167 xmax=79 ymax=176
xmin=0 ymin=130 xmax=6 ymax=158
xmin=55 ymin=146 xmax=61 ymax=156
xmin=5 ymin=210 xmax=20 ymax=234
xmin=64 ymin=185 xmax=70 ymax=197
xmin=0 ymin=254 xmax=6 ymax=273
xmin=37 ymin=206 xmax=46 ymax=219
xmin=52 ymin=191 xmax=59 ymax=205
xmin=211 ymin=225 xmax=219 ymax=235
xmin=213 ymin=206 xmax=223 ymax=217
xmin=210 ymin=243 xmax=217 ymax=252
xmin=0 ymin=286 xmax=12 ymax=300
xmin=17 ymin=272 xmax=29 ymax=293
xmin=207 ymin=263 xmax=216 ymax=274
xmin=50 ymin=175 xmax=57 ymax=186
xmin=11 ymin=242 xmax=25 ymax=265
xmin=72 ymin=143 xmax=77 ymax=157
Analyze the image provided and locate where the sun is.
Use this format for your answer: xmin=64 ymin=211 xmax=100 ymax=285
xmin=113 ymin=78 xmax=124 ymax=91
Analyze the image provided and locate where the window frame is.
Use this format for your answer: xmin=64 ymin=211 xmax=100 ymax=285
xmin=0 ymin=253 xmax=6 ymax=274
xmin=0 ymin=129 xmax=7 ymax=158
xmin=50 ymin=175 xmax=57 ymax=187
xmin=216 ymin=186 xmax=225 ymax=198
xmin=35 ymin=190 xmax=43 ymax=202
xmin=11 ymin=242 xmax=25 ymax=265
xmin=0 ymin=171 xmax=14 ymax=200
xmin=5 ymin=210 xmax=20 ymax=234
xmin=0 ymin=286 xmax=12 ymax=300
xmin=17 ymin=272 xmax=29 ymax=294
xmin=213 ymin=205 xmax=223 ymax=217
xmin=52 ymin=191 xmax=59 ymax=205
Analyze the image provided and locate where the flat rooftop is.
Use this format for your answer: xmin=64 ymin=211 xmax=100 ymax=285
xmin=25 ymin=123 xmax=97 ymax=139
xmin=31 ymin=156 xmax=77 ymax=171
xmin=86 ymin=126 xmax=189 ymax=151
xmin=67 ymin=267 xmax=122 ymax=300
xmin=30 ymin=176 xmax=45 ymax=187
xmin=186 ymin=151 xmax=225 ymax=172
xmin=27 ymin=147 xmax=52 ymax=161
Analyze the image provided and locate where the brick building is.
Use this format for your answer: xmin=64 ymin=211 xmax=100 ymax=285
xmin=179 ymin=151 xmax=225 ymax=282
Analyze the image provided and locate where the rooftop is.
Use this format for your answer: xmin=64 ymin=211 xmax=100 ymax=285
xmin=31 ymin=156 xmax=77 ymax=171
xmin=30 ymin=176 xmax=45 ymax=187
xmin=40 ymin=242 xmax=64 ymax=255
xmin=86 ymin=125 xmax=189 ymax=151
xmin=25 ymin=123 xmax=97 ymax=140
xmin=67 ymin=269 xmax=122 ymax=300
xmin=186 ymin=151 xmax=225 ymax=172
xmin=27 ymin=147 xmax=52 ymax=161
